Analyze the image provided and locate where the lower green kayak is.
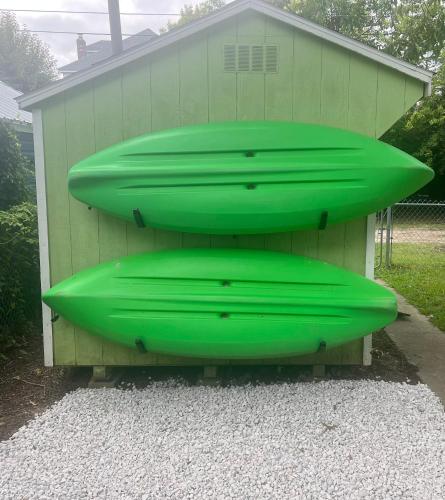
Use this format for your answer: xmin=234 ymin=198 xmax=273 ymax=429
xmin=43 ymin=249 xmax=397 ymax=359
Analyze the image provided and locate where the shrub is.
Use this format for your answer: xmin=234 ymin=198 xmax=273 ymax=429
xmin=0 ymin=119 xmax=32 ymax=210
xmin=0 ymin=202 xmax=40 ymax=351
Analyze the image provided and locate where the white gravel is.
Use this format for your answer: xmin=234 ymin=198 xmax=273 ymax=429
xmin=1 ymin=380 xmax=444 ymax=500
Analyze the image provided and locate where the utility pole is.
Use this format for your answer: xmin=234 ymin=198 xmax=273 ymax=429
xmin=108 ymin=0 xmax=123 ymax=55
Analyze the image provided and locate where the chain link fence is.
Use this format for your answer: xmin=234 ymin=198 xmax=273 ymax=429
xmin=376 ymin=199 xmax=445 ymax=268
xmin=375 ymin=199 xmax=445 ymax=330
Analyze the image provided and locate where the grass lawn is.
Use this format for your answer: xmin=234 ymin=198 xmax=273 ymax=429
xmin=377 ymin=243 xmax=445 ymax=331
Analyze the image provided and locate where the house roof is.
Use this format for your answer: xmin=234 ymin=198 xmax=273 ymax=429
xmin=59 ymin=28 xmax=157 ymax=75
xmin=0 ymin=80 xmax=32 ymax=124
xmin=17 ymin=0 xmax=433 ymax=110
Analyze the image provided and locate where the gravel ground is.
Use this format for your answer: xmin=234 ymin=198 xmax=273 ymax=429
xmin=1 ymin=380 xmax=444 ymax=499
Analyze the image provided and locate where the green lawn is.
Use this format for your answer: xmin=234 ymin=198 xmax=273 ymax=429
xmin=376 ymin=243 xmax=445 ymax=332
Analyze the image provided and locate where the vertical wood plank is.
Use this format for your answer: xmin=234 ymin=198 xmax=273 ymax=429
xmin=291 ymin=230 xmax=319 ymax=257
xmin=122 ymin=61 xmax=156 ymax=256
xmin=348 ymin=55 xmax=378 ymax=136
xmin=264 ymin=232 xmax=292 ymax=252
xmin=265 ymin=19 xmax=293 ymax=120
xmin=150 ymin=49 xmax=180 ymax=132
xmin=207 ymin=22 xmax=237 ymax=121
xmin=179 ymin=36 xmax=209 ymax=125
xmin=210 ymin=235 xmax=239 ymax=248
xmin=375 ymin=66 xmax=406 ymax=137
xmin=122 ymin=61 xmax=151 ymax=140
xmin=236 ymin=13 xmax=266 ymax=120
xmin=318 ymin=223 xmax=346 ymax=266
xmin=293 ymin=32 xmax=322 ymax=123
xmin=65 ymin=86 xmax=103 ymax=365
xmin=321 ymin=43 xmax=350 ymax=128
xmin=93 ymin=73 xmax=130 ymax=365
xmin=93 ymin=74 xmax=128 ymax=263
xmin=404 ymin=76 xmax=424 ymax=112
xmin=344 ymin=217 xmax=367 ymax=274
xmin=43 ymin=99 xmax=75 ymax=364
xmin=182 ymin=232 xmax=211 ymax=248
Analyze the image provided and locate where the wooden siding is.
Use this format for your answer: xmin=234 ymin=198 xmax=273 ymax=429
xmin=42 ymin=13 xmax=424 ymax=366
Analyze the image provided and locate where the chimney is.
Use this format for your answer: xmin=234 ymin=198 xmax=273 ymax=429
xmin=108 ymin=0 xmax=123 ymax=55
xmin=76 ymin=34 xmax=87 ymax=59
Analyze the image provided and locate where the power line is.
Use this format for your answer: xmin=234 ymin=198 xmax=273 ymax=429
xmin=18 ymin=29 xmax=156 ymax=37
xmin=0 ymin=8 xmax=180 ymax=16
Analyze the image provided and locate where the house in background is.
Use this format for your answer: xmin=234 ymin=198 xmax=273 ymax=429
xmin=0 ymin=80 xmax=33 ymax=161
xmin=59 ymin=29 xmax=157 ymax=77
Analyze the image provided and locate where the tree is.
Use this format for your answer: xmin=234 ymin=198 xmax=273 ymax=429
xmin=0 ymin=12 xmax=57 ymax=93
xmin=162 ymin=0 xmax=226 ymax=32
xmin=0 ymin=120 xmax=31 ymax=211
xmin=280 ymin=0 xmax=394 ymax=49
xmin=383 ymin=51 xmax=445 ymax=199
xmin=384 ymin=0 xmax=445 ymax=70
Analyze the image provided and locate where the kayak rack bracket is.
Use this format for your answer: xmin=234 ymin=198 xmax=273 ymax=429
xmin=135 ymin=338 xmax=147 ymax=353
xmin=318 ymin=341 xmax=327 ymax=353
xmin=132 ymin=209 xmax=145 ymax=228
xmin=319 ymin=211 xmax=328 ymax=230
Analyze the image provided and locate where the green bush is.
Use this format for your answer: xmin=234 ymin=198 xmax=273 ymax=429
xmin=0 ymin=202 xmax=40 ymax=350
xmin=0 ymin=119 xmax=39 ymax=354
xmin=0 ymin=119 xmax=31 ymax=210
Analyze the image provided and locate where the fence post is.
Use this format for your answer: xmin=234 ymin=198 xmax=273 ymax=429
xmin=385 ymin=206 xmax=392 ymax=267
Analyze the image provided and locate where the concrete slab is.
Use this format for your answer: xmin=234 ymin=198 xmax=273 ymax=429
xmin=379 ymin=280 xmax=445 ymax=404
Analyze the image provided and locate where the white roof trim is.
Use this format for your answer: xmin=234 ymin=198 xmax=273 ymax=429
xmin=17 ymin=0 xmax=433 ymax=110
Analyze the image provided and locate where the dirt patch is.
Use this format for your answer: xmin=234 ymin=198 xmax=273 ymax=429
xmin=0 ymin=334 xmax=89 ymax=441
xmin=1 ymin=329 xmax=419 ymax=441
xmin=392 ymin=227 xmax=445 ymax=244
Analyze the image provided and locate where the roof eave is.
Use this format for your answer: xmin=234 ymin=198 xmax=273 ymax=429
xmin=17 ymin=0 xmax=433 ymax=110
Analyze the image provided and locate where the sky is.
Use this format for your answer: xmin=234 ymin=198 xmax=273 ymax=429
xmin=2 ymin=0 xmax=210 ymax=67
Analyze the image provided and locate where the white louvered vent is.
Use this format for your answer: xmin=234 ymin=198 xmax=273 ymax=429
xmin=238 ymin=45 xmax=250 ymax=71
xmin=223 ymin=44 xmax=278 ymax=73
xmin=223 ymin=44 xmax=236 ymax=72
xmin=251 ymin=45 xmax=264 ymax=72
xmin=265 ymin=45 xmax=278 ymax=73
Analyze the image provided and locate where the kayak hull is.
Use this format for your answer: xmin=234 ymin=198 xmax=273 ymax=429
xmin=68 ymin=121 xmax=434 ymax=234
xmin=43 ymin=249 xmax=397 ymax=359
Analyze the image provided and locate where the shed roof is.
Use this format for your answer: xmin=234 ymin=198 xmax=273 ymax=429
xmin=17 ymin=0 xmax=433 ymax=110
xmin=0 ymin=81 xmax=32 ymax=123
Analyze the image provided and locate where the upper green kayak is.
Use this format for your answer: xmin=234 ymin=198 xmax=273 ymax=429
xmin=68 ymin=121 xmax=433 ymax=234
xmin=43 ymin=248 xmax=397 ymax=359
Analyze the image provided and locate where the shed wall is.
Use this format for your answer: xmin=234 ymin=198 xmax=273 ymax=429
xmin=41 ymin=13 xmax=424 ymax=366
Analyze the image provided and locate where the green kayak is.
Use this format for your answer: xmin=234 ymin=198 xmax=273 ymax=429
xmin=43 ymin=248 xmax=397 ymax=359
xmin=68 ymin=121 xmax=433 ymax=234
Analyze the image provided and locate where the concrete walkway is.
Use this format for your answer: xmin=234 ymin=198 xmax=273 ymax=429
xmin=380 ymin=281 xmax=445 ymax=404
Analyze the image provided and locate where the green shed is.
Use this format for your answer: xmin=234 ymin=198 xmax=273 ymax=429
xmin=18 ymin=0 xmax=432 ymax=370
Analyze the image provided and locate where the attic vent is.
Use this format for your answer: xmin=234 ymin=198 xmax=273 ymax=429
xmin=265 ymin=45 xmax=278 ymax=72
xmin=223 ymin=44 xmax=278 ymax=73
xmin=251 ymin=45 xmax=264 ymax=72
xmin=223 ymin=44 xmax=236 ymax=71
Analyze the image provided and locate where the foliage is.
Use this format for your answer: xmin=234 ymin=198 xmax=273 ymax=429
xmin=0 ymin=12 xmax=57 ymax=93
xmin=162 ymin=0 xmax=226 ymax=32
xmin=377 ymin=243 xmax=445 ymax=331
xmin=382 ymin=53 xmax=445 ymax=199
xmin=0 ymin=119 xmax=31 ymax=211
xmin=0 ymin=202 xmax=40 ymax=352
xmin=279 ymin=0 xmax=445 ymax=70
xmin=383 ymin=0 xmax=445 ymax=70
